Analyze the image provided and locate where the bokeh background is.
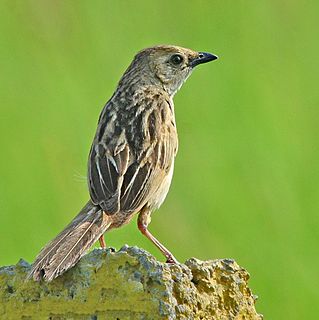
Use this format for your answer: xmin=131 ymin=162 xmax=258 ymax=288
xmin=1 ymin=1 xmax=318 ymax=318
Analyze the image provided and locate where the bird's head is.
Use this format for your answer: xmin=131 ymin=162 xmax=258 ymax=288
xmin=120 ymin=45 xmax=218 ymax=97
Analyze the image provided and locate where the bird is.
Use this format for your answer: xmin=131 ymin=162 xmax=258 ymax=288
xmin=29 ymin=45 xmax=218 ymax=281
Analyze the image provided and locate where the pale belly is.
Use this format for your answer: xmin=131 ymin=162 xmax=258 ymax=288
xmin=148 ymin=160 xmax=175 ymax=210
xmin=109 ymin=160 xmax=175 ymax=229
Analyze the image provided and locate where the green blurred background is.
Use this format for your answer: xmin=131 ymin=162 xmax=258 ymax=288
xmin=1 ymin=1 xmax=318 ymax=318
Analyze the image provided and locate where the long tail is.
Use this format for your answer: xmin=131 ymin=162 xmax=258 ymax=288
xmin=28 ymin=200 xmax=112 ymax=282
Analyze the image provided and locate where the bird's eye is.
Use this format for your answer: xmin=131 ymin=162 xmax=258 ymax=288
xmin=170 ymin=54 xmax=184 ymax=66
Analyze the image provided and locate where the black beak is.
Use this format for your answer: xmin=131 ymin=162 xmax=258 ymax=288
xmin=190 ymin=52 xmax=218 ymax=68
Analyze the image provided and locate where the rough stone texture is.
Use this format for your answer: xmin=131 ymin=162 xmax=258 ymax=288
xmin=0 ymin=246 xmax=262 ymax=320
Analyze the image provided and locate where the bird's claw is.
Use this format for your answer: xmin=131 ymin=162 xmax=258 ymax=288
xmin=166 ymin=255 xmax=179 ymax=264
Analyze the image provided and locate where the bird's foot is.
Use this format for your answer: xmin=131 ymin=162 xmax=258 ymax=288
xmin=166 ymin=254 xmax=179 ymax=264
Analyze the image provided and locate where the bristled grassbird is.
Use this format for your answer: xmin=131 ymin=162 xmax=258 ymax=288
xmin=29 ymin=45 xmax=218 ymax=281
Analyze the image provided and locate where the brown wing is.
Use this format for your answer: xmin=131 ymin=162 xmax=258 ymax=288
xmin=88 ymin=92 xmax=177 ymax=215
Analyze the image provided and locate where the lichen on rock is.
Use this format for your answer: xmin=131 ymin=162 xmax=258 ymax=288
xmin=0 ymin=246 xmax=262 ymax=319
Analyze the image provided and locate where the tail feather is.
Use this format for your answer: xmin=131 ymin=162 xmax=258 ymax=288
xmin=28 ymin=201 xmax=112 ymax=282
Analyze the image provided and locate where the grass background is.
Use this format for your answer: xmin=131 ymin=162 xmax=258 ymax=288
xmin=1 ymin=1 xmax=318 ymax=318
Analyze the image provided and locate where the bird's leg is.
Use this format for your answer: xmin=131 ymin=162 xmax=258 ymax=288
xmin=99 ymin=234 xmax=106 ymax=248
xmin=137 ymin=209 xmax=178 ymax=264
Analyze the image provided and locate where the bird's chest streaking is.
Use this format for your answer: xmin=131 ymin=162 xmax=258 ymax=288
xmin=88 ymin=86 xmax=178 ymax=226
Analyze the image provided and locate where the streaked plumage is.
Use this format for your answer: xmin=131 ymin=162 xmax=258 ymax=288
xmin=29 ymin=45 xmax=217 ymax=281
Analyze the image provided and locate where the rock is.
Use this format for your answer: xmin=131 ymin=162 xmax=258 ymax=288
xmin=0 ymin=246 xmax=262 ymax=319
